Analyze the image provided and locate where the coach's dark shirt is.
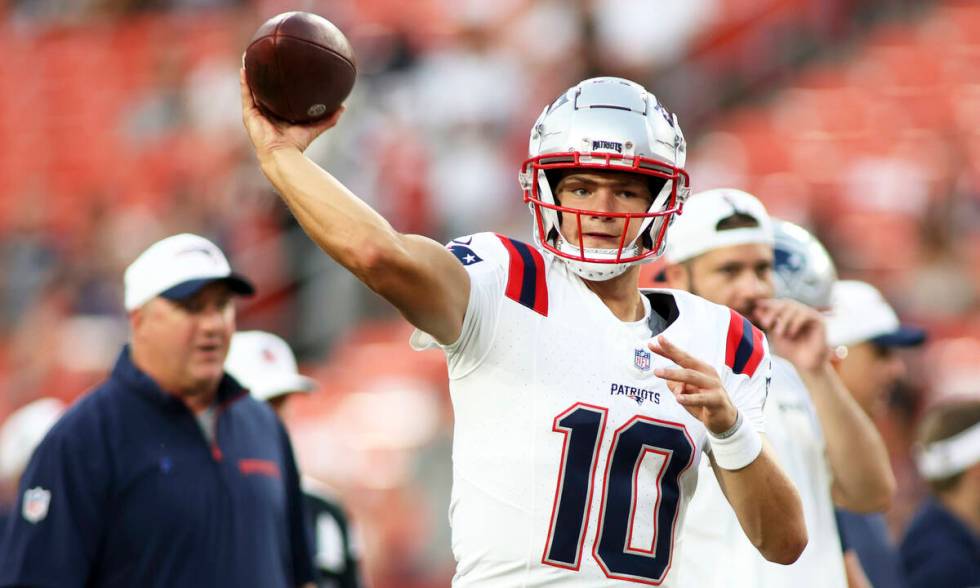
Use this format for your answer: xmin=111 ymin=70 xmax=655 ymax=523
xmin=0 ymin=347 xmax=315 ymax=588
xmin=900 ymin=498 xmax=980 ymax=588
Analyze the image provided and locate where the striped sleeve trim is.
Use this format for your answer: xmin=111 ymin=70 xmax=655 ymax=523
xmin=495 ymin=234 xmax=548 ymax=317
xmin=725 ymin=309 xmax=765 ymax=377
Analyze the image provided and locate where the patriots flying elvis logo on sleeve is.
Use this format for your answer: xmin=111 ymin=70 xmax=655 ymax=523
xmin=447 ymin=243 xmax=483 ymax=266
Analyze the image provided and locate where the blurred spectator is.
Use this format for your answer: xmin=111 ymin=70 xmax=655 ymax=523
xmin=409 ymin=23 xmax=526 ymax=237
xmin=590 ymin=0 xmax=717 ymax=76
xmin=901 ymin=399 xmax=980 ymax=588
xmin=0 ymin=196 xmax=61 ymax=334
xmin=827 ymin=280 xmax=927 ymax=588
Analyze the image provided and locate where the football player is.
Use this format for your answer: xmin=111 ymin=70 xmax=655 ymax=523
xmin=772 ymin=219 xmax=837 ymax=310
xmin=660 ymin=191 xmax=895 ymax=588
xmin=240 ymin=73 xmax=806 ymax=586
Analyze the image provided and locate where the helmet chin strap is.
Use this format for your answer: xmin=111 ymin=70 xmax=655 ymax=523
xmin=554 ymin=235 xmax=642 ymax=281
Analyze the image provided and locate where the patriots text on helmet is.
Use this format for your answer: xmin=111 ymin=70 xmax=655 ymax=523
xmin=521 ymin=77 xmax=690 ymax=281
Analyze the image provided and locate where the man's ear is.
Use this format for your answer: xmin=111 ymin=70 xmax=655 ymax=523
xmin=662 ymin=262 xmax=690 ymax=289
xmin=129 ymin=304 xmax=147 ymax=333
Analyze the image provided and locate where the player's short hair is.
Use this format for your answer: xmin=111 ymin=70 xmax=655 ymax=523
xmin=716 ymin=212 xmax=761 ymax=231
xmin=917 ymin=400 xmax=980 ymax=493
xmin=678 ymin=213 xmax=762 ymax=267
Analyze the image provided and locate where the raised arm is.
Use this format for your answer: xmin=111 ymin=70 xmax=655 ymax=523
xmin=754 ymin=298 xmax=896 ymax=512
xmin=649 ymin=335 xmax=807 ymax=564
xmin=240 ymin=68 xmax=469 ymax=344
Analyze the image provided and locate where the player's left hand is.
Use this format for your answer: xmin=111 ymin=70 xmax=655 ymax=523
xmin=650 ymin=335 xmax=738 ymax=435
xmin=752 ymin=298 xmax=830 ymax=373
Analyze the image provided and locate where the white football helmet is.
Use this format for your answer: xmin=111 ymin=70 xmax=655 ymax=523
xmin=772 ymin=219 xmax=837 ymax=309
xmin=520 ymin=77 xmax=690 ymax=281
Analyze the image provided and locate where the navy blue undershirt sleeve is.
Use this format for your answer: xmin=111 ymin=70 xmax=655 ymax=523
xmin=836 ymin=509 xmax=850 ymax=551
xmin=0 ymin=414 xmax=110 ymax=588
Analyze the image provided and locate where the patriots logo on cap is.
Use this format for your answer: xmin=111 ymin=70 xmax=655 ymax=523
xmin=22 ymin=487 xmax=51 ymax=524
xmin=774 ymin=248 xmax=804 ymax=273
xmin=176 ymin=246 xmax=219 ymax=259
xmin=448 ymin=244 xmax=483 ymax=266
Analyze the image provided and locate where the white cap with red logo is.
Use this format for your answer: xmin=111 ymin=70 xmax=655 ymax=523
xmin=225 ymin=331 xmax=318 ymax=402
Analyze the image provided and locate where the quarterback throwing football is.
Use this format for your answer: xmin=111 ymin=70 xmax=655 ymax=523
xmin=240 ymin=72 xmax=806 ymax=586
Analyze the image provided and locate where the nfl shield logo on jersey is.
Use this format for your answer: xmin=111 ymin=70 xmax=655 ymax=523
xmin=22 ymin=487 xmax=51 ymax=524
xmin=634 ymin=348 xmax=651 ymax=371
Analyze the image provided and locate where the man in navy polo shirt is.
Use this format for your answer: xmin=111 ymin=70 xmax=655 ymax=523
xmin=0 ymin=233 xmax=316 ymax=588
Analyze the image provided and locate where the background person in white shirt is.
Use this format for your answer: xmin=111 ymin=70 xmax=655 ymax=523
xmin=660 ymin=188 xmax=895 ymax=588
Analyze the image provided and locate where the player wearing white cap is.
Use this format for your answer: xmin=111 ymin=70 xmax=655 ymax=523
xmin=660 ymin=189 xmax=895 ymax=588
xmin=226 ymin=331 xmax=364 ymax=588
xmin=771 ymin=219 xmax=837 ymax=310
xmin=826 ymin=280 xmax=927 ymax=417
xmin=826 ymin=280 xmax=926 ymax=588
xmin=241 ymin=73 xmax=807 ymax=586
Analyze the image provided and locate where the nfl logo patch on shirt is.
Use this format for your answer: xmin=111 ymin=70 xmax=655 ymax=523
xmin=22 ymin=487 xmax=51 ymax=524
xmin=634 ymin=348 xmax=651 ymax=371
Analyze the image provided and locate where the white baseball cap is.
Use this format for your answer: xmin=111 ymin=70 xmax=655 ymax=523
xmin=124 ymin=233 xmax=255 ymax=311
xmin=0 ymin=398 xmax=66 ymax=481
xmin=665 ymin=188 xmax=774 ymax=263
xmin=826 ymin=280 xmax=926 ymax=348
xmin=225 ymin=331 xmax=318 ymax=402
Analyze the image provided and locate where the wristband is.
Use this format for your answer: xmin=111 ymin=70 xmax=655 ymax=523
xmin=712 ymin=410 xmax=743 ymax=440
xmin=707 ymin=411 xmax=763 ymax=470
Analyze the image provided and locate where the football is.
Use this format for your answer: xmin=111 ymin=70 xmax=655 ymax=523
xmin=244 ymin=11 xmax=356 ymax=124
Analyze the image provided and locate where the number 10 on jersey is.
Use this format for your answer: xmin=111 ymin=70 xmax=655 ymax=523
xmin=542 ymin=402 xmax=695 ymax=585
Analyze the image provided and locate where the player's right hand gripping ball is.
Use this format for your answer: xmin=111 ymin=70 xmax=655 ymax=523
xmin=244 ymin=11 xmax=356 ymax=124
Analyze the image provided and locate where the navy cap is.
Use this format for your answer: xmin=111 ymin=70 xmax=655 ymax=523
xmin=159 ymin=275 xmax=255 ymax=302
xmin=871 ymin=325 xmax=927 ymax=348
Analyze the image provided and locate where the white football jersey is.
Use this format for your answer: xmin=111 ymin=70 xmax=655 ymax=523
xmin=411 ymin=233 xmax=772 ymax=587
xmin=676 ymin=356 xmax=846 ymax=588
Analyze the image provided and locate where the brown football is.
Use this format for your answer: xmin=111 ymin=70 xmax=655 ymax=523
xmin=244 ymin=11 xmax=356 ymax=124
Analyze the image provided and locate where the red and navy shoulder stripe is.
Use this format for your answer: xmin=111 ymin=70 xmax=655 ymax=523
xmin=725 ymin=309 xmax=765 ymax=377
xmin=495 ymin=234 xmax=548 ymax=317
